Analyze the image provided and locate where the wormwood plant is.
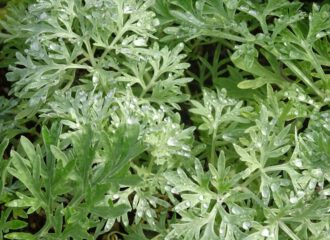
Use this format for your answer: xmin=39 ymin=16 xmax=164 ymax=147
xmin=0 ymin=0 xmax=330 ymax=239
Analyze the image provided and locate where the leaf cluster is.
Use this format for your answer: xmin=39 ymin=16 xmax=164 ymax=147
xmin=1 ymin=0 xmax=330 ymax=239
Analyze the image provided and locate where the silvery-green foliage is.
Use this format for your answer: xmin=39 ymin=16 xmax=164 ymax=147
xmin=189 ymin=88 xmax=253 ymax=164
xmin=1 ymin=0 xmax=190 ymax=120
xmin=157 ymin=0 xmax=330 ymax=98
xmin=1 ymin=0 xmax=330 ymax=239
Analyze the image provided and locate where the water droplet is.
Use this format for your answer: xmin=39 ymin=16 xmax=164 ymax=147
xmin=231 ymin=206 xmax=241 ymax=215
xmin=270 ymin=119 xmax=276 ymax=126
xmin=308 ymin=179 xmax=317 ymax=189
xmin=261 ymin=186 xmax=270 ymax=199
xmin=167 ymin=137 xmax=177 ymax=146
xmin=199 ymin=195 xmax=204 ymax=201
xmin=133 ymin=37 xmax=147 ymax=47
xmin=309 ymin=15 xmax=313 ymax=21
xmin=316 ymin=32 xmax=326 ymax=39
xmin=174 ymin=205 xmax=181 ymax=211
xmin=297 ymin=191 xmax=305 ymax=197
xmin=322 ymin=189 xmax=330 ymax=196
xmin=185 ymin=201 xmax=191 ymax=207
xmin=149 ymin=199 xmax=156 ymax=207
xmin=242 ymin=221 xmax=251 ymax=230
xmin=323 ymin=123 xmax=330 ymax=131
xmin=298 ymin=95 xmax=306 ymax=101
xmin=146 ymin=209 xmax=152 ymax=218
xmin=39 ymin=12 xmax=48 ymax=20
xmin=261 ymin=228 xmax=270 ymax=237
xmin=178 ymin=42 xmax=184 ymax=49
xmin=248 ymin=10 xmax=257 ymax=16
xmin=180 ymin=144 xmax=189 ymax=151
xmin=152 ymin=18 xmax=160 ymax=26
xmin=171 ymin=187 xmax=178 ymax=194
xmin=113 ymin=194 xmax=120 ymax=200
xmin=30 ymin=41 xmax=40 ymax=51
xmin=311 ymin=168 xmax=323 ymax=178
xmin=239 ymin=5 xmax=249 ymax=11
xmin=318 ymin=181 xmax=324 ymax=188
xmin=92 ymin=74 xmax=99 ymax=85
xmin=270 ymin=183 xmax=280 ymax=192
xmin=123 ymin=5 xmax=134 ymax=14
xmin=202 ymin=203 xmax=209 ymax=209
xmin=127 ymin=117 xmax=137 ymax=125
xmin=137 ymin=211 xmax=143 ymax=217
xmin=219 ymin=224 xmax=226 ymax=235
xmin=293 ymin=158 xmax=303 ymax=168
xmin=289 ymin=196 xmax=298 ymax=204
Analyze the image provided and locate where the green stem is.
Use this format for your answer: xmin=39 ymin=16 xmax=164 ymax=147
xmin=266 ymin=48 xmax=324 ymax=98
xmin=264 ymin=163 xmax=289 ymax=173
xmin=139 ymin=70 xmax=161 ymax=98
xmin=205 ymin=30 xmax=247 ymax=42
xmin=279 ymin=221 xmax=301 ymax=240
xmin=304 ymin=44 xmax=329 ymax=88
xmin=148 ymin=156 xmax=155 ymax=172
xmin=97 ymin=26 xmax=128 ymax=65
xmin=282 ymin=60 xmax=323 ymax=98
xmin=83 ymin=39 xmax=96 ymax=66
xmin=210 ymin=128 xmax=217 ymax=166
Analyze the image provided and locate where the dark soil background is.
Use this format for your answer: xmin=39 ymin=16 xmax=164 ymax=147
xmin=0 ymin=67 xmax=10 ymax=96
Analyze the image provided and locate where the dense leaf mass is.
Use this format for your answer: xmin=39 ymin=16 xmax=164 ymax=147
xmin=0 ymin=0 xmax=330 ymax=239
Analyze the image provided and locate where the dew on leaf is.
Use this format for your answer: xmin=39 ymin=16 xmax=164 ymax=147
xmin=133 ymin=37 xmax=147 ymax=47
xmin=261 ymin=228 xmax=270 ymax=237
xmin=297 ymin=191 xmax=305 ymax=197
xmin=171 ymin=187 xmax=178 ymax=194
xmin=293 ymin=158 xmax=303 ymax=168
xmin=311 ymin=168 xmax=323 ymax=178
xmin=242 ymin=221 xmax=251 ymax=230
xmin=112 ymin=194 xmax=120 ymax=200
xmin=308 ymin=179 xmax=317 ymax=189
xmin=248 ymin=10 xmax=257 ymax=16
xmin=270 ymin=183 xmax=280 ymax=192
xmin=137 ymin=211 xmax=143 ymax=217
xmin=167 ymin=137 xmax=177 ymax=146
xmin=231 ymin=206 xmax=241 ymax=215
xmin=146 ymin=209 xmax=152 ymax=218
xmin=123 ymin=5 xmax=134 ymax=14
xmin=289 ymin=196 xmax=298 ymax=204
